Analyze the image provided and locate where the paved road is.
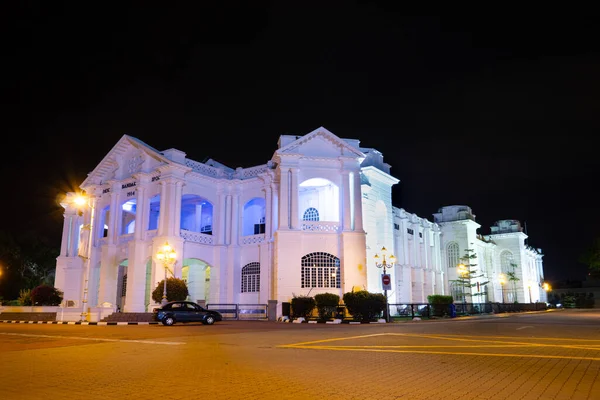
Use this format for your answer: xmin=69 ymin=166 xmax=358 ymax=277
xmin=1 ymin=309 xmax=599 ymax=400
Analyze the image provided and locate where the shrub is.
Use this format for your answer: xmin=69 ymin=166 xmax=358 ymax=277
xmin=152 ymin=278 xmax=189 ymax=303
xmin=314 ymin=292 xmax=340 ymax=320
xmin=291 ymin=295 xmax=316 ymax=319
xmin=427 ymin=294 xmax=454 ymax=317
xmin=343 ymin=290 xmax=386 ymax=321
xmin=31 ymin=285 xmax=64 ymax=306
xmin=18 ymin=289 xmax=33 ymax=306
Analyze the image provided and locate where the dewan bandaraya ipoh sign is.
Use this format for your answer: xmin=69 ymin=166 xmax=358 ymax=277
xmin=100 ymin=175 xmax=160 ymax=195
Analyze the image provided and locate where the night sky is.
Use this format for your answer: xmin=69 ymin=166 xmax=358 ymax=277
xmin=2 ymin=3 xmax=599 ymax=284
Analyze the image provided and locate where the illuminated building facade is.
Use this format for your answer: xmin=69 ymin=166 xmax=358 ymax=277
xmin=54 ymin=127 xmax=545 ymax=320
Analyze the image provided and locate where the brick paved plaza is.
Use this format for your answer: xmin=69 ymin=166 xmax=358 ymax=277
xmin=1 ymin=309 xmax=599 ymax=400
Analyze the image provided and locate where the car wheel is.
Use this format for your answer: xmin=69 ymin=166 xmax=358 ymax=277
xmin=204 ymin=315 xmax=215 ymax=325
xmin=162 ymin=316 xmax=175 ymax=326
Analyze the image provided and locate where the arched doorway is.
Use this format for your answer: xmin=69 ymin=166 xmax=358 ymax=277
xmin=181 ymin=258 xmax=211 ymax=304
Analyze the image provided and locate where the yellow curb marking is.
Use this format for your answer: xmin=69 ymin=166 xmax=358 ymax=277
xmin=0 ymin=332 xmax=186 ymax=345
xmin=278 ymin=332 xmax=600 ymax=360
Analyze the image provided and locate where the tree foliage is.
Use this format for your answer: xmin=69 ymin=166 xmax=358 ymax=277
xmin=0 ymin=230 xmax=59 ymax=300
xmin=579 ymin=238 xmax=600 ymax=277
xmin=152 ymin=277 xmax=189 ymax=303
xmin=449 ymin=248 xmax=489 ymax=303
xmin=31 ymin=284 xmax=64 ymax=306
xmin=314 ymin=292 xmax=340 ymax=320
xmin=342 ymin=290 xmax=386 ymax=321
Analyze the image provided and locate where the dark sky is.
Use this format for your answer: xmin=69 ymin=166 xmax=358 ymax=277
xmin=1 ymin=3 xmax=599 ymax=284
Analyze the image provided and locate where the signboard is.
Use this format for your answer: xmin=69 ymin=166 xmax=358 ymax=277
xmin=382 ymin=274 xmax=392 ymax=291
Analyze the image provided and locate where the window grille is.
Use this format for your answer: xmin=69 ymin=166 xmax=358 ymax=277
xmin=302 ymin=207 xmax=320 ymax=221
xmin=241 ymin=262 xmax=260 ymax=293
xmin=301 ymin=252 xmax=340 ymax=288
xmin=447 ymin=242 xmax=460 ymax=269
xmin=121 ymin=274 xmax=127 ymax=297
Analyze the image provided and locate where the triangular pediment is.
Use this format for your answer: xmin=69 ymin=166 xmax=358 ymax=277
xmin=276 ymin=127 xmax=365 ymax=159
xmin=81 ymin=135 xmax=171 ymax=187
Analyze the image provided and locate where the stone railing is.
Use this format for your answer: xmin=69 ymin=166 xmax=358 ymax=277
xmin=241 ymin=234 xmax=265 ymax=245
xmin=301 ymin=221 xmax=340 ymax=233
xmin=185 ymin=159 xmax=227 ymax=178
xmin=234 ymin=165 xmax=269 ymax=180
xmin=185 ymin=159 xmax=269 ymax=180
xmin=180 ymin=229 xmax=215 ymax=245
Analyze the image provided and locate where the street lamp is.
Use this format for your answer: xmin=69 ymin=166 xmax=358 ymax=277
xmin=374 ymin=246 xmax=396 ymax=323
xmin=499 ymin=273 xmax=506 ymax=303
xmin=457 ymin=263 xmax=468 ymax=305
xmin=156 ymin=242 xmax=177 ymax=306
xmin=73 ymin=193 xmax=95 ymax=322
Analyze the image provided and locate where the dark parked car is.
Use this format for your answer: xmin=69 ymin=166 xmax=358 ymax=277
xmin=153 ymin=301 xmax=223 ymax=326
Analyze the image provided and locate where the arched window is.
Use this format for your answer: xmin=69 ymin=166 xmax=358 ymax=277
xmin=243 ymin=198 xmax=266 ymax=236
xmin=99 ymin=205 xmax=109 ymax=238
xmin=301 ymin=252 xmax=340 ymax=288
xmin=148 ymin=195 xmax=160 ymax=231
xmin=241 ymin=262 xmax=260 ymax=293
xmin=180 ymin=195 xmax=213 ymax=234
xmin=500 ymin=251 xmax=514 ymax=273
xmin=121 ymin=199 xmax=136 ymax=235
xmin=302 ymin=207 xmax=320 ymax=221
xmin=447 ymin=242 xmax=460 ymax=269
xmin=298 ymin=178 xmax=339 ymax=222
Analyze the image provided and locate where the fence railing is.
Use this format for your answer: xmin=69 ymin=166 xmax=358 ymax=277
xmin=206 ymin=303 xmax=268 ymax=320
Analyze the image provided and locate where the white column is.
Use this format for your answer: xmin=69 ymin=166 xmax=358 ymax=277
xmin=60 ymin=206 xmax=77 ymax=257
xmin=264 ymin=186 xmax=272 ymax=239
xmin=231 ymin=191 xmax=240 ymax=246
xmin=290 ymin=167 xmax=299 ymax=230
xmin=133 ymin=182 xmax=147 ymax=241
xmin=108 ymin=182 xmax=121 ymax=245
xmin=225 ymin=194 xmax=232 ymax=245
xmin=157 ymin=177 xmax=183 ymax=237
xmin=157 ymin=180 xmax=168 ymax=236
xmin=352 ymin=171 xmax=363 ymax=232
xmin=341 ymin=170 xmax=351 ymax=231
xmin=270 ymin=183 xmax=278 ymax=236
xmin=217 ymin=191 xmax=227 ymax=245
xmin=59 ymin=209 xmax=76 ymax=257
xmin=278 ymin=167 xmax=289 ymax=230
xmin=173 ymin=181 xmax=183 ymax=236
xmin=195 ymin=204 xmax=203 ymax=232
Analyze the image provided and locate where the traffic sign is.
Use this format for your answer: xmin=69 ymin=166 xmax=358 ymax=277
xmin=382 ymin=274 xmax=391 ymax=290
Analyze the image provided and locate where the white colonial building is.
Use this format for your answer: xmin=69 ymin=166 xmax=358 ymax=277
xmin=54 ymin=127 xmax=546 ymax=321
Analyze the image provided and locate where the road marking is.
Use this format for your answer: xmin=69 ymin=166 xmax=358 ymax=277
xmin=0 ymin=332 xmax=185 ymax=345
xmin=278 ymin=332 xmax=600 ymax=360
xmin=282 ymin=345 xmax=600 ymax=361
xmin=516 ymin=326 xmax=534 ymax=330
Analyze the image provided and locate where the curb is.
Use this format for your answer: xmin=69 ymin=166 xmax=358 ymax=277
xmin=0 ymin=320 xmax=159 ymax=325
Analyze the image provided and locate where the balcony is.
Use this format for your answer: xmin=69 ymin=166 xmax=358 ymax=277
xmin=300 ymin=221 xmax=340 ymax=233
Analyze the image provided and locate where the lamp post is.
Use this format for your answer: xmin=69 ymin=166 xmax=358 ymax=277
xmin=528 ymin=281 xmax=533 ymax=303
xmin=542 ymin=282 xmax=551 ymax=304
xmin=457 ymin=263 xmax=468 ymax=306
xmin=499 ymin=273 xmax=506 ymax=303
xmin=374 ymin=246 xmax=396 ymax=323
xmin=156 ymin=242 xmax=177 ymax=306
xmin=73 ymin=193 xmax=95 ymax=322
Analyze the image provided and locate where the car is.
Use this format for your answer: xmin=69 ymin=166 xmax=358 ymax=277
xmin=153 ymin=301 xmax=223 ymax=326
